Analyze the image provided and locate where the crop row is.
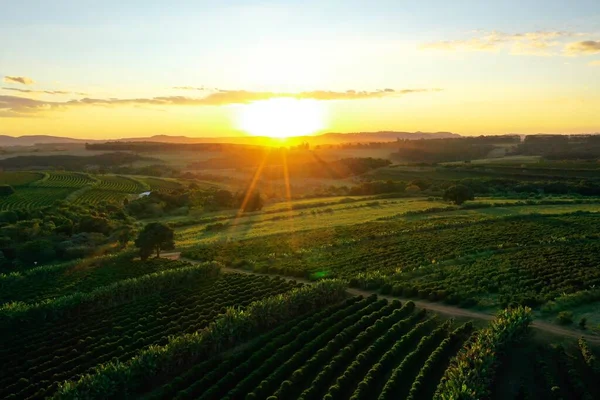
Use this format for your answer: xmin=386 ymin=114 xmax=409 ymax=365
xmin=0 ymin=187 xmax=74 ymax=211
xmin=143 ymin=177 xmax=183 ymax=192
xmin=72 ymin=188 xmax=128 ymax=205
xmin=184 ymin=213 xmax=600 ymax=279
xmin=0 ymin=257 xmax=197 ymax=305
xmin=183 ymin=213 xmax=600 ymax=308
xmin=141 ymin=296 xmax=474 ymax=400
xmin=32 ymin=172 xmax=96 ymax=188
xmin=0 ymin=171 xmax=44 ymax=186
xmin=96 ymin=175 xmax=146 ymax=193
xmin=382 ymin=240 xmax=600 ymax=308
xmin=0 ymin=272 xmax=299 ymax=399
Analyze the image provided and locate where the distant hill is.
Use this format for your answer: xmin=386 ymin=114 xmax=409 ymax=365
xmin=0 ymin=135 xmax=90 ymax=146
xmin=0 ymin=131 xmax=461 ymax=147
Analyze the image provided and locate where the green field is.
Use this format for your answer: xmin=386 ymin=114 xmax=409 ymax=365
xmin=0 ymin=171 xmax=44 ymax=186
xmin=2 ymin=161 xmax=600 ymax=400
xmin=0 ymin=187 xmax=75 ymax=211
xmin=0 ymin=171 xmax=185 ymax=210
xmin=0 ymin=260 xmax=301 ymax=399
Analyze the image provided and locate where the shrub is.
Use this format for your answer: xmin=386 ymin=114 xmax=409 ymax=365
xmin=556 ymin=311 xmax=573 ymax=325
xmin=434 ymin=306 xmax=532 ymax=400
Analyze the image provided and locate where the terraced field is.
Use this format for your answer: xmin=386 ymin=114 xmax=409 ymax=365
xmin=72 ymin=175 xmax=147 ymax=205
xmin=0 ymin=187 xmax=74 ymax=211
xmin=32 ymin=172 xmax=97 ymax=188
xmin=0 ymin=171 xmax=44 ymax=187
xmin=143 ymin=177 xmax=183 ymax=192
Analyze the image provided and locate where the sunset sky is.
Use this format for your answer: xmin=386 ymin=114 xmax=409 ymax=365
xmin=1 ymin=0 xmax=600 ymax=139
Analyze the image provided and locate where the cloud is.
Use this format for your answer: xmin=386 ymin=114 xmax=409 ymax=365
xmin=0 ymin=88 xmax=441 ymax=117
xmin=2 ymin=87 xmax=87 ymax=96
xmin=3 ymin=76 xmax=35 ymax=85
xmin=589 ymin=60 xmax=600 ymax=66
xmin=173 ymin=86 xmax=208 ymax=91
xmin=565 ymin=40 xmax=600 ymax=55
xmin=422 ymin=31 xmax=578 ymax=56
xmin=0 ymin=95 xmax=65 ymax=117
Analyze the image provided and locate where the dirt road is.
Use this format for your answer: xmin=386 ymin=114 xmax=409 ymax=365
xmin=164 ymin=253 xmax=600 ymax=344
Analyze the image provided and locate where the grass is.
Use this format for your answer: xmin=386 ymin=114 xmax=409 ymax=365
xmin=175 ymin=198 xmax=448 ymax=246
xmin=174 ymin=195 xmax=600 ymax=247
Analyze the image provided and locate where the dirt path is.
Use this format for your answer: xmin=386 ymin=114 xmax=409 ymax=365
xmin=164 ymin=253 xmax=600 ymax=344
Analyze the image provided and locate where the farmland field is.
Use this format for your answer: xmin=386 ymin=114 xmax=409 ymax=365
xmin=0 ymin=171 xmax=44 ymax=186
xmin=143 ymin=176 xmax=183 ymax=192
xmin=182 ymin=212 xmax=600 ymax=310
xmin=0 ymin=260 xmax=301 ymax=399
xmin=1 ymin=157 xmax=600 ymax=400
xmin=32 ymin=172 xmax=97 ymax=188
xmin=72 ymin=175 xmax=148 ymax=205
xmin=0 ymin=187 xmax=75 ymax=211
xmin=142 ymin=296 xmax=472 ymax=400
xmin=0 ymin=256 xmax=195 ymax=305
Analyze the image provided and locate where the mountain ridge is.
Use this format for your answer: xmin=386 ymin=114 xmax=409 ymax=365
xmin=0 ymin=131 xmax=461 ymax=146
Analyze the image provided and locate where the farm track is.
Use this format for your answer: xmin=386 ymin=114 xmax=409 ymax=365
xmin=165 ymin=253 xmax=600 ymax=344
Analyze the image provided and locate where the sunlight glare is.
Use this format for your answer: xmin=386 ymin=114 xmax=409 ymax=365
xmin=236 ymin=98 xmax=325 ymax=139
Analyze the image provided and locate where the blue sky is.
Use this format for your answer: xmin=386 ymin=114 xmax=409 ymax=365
xmin=1 ymin=1 xmax=599 ymax=137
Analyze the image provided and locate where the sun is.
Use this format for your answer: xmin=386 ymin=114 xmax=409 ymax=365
xmin=236 ymin=98 xmax=325 ymax=139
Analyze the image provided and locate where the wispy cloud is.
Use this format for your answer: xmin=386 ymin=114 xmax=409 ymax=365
xmin=589 ymin=60 xmax=600 ymax=66
xmin=3 ymin=76 xmax=35 ymax=85
xmin=422 ymin=31 xmax=583 ymax=56
xmin=2 ymin=87 xmax=87 ymax=96
xmin=565 ymin=40 xmax=600 ymax=55
xmin=0 ymin=88 xmax=441 ymax=117
xmin=173 ymin=86 xmax=208 ymax=91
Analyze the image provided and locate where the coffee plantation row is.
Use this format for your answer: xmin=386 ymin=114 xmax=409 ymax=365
xmin=53 ymin=294 xmax=552 ymax=400
xmin=183 ymin=213 xmax=600 ymax=309
xmin=0 ymin=171 xmax=182 ymax=209
xmin=0 ymin=257 xmax=210 ymax=305
xmin=0 ymin=262 xmax=300 ymax=399
xmin=143 ymin=296 xmax=472 ymax=400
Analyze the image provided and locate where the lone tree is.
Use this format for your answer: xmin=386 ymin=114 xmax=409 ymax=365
xmin=443 ymin=184 xmax=474 ymax=205
xmin=135 ymin=222 xmax=174 ymax=260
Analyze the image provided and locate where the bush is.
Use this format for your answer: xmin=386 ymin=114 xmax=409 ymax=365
xmin=556 ymin=311 xmax=573 ymax=325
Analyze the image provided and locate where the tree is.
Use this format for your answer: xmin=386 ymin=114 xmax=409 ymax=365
xmin=134 ymin=222 xmax=174 ymax=260
xmin=242 ymin=191 xmax=264 ymax=212
xmin=115 ymin=225 xmax=135 ymax=246
xmin=443 ymin=184 xmax=474 ymax=205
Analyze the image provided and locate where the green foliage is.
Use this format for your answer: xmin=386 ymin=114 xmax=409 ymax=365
xmin=135 ymin=222 xmax=175 ymax=259
xmin=54 ymin=279 xmax=347 ymax=399
xmin=1 ymin=267 xmax=297 ymax=399
xmin=443 ymin=184 xmax=474 ymax=205
xmin=556 ymin=311 xmax=574 ymax=325
xmin=184 ymin=213 xmax=600 ymax=309
xmin=433 ymin=306 xmax=532 ymax=400
xmin=0 ymin=261 xmax=221 ymax=324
